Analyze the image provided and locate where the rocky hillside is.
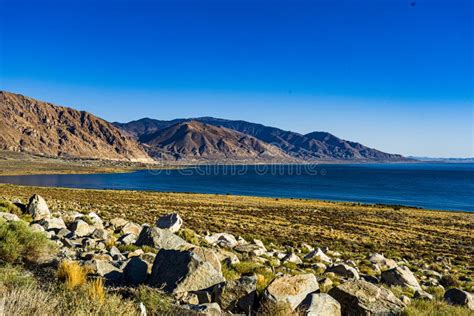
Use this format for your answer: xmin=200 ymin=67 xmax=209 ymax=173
xmin=116 ymin=117 xmax=408 ymax=162
xmin=139 ymin=120 xmax=295 ymax=162
xmin=1 ymin=195 xmax=473 ymax=315
xmin=0 ymin=91 xmax=152 ymax=162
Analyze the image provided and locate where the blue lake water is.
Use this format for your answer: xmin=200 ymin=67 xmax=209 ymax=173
xmin=0 ymin=163 xmax=473 ymax=212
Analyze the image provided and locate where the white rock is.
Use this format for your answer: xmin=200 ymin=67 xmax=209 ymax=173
xmin=26 ymin=194 xmax=51 ymax=221
xmin=155 ymin=213 xmax=183 ymax=233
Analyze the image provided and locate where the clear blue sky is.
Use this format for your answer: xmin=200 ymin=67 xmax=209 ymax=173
xmin=1 ymin=0 xmax=472 ymax=157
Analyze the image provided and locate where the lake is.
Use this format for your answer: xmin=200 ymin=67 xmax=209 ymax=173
xmin=1 ymin=163 xmax=473 ymax=212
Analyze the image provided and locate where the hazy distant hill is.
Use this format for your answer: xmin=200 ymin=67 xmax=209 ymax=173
xmin=116 ymin=117 xmax=407 ymax=162
xmin=0 ymin=91 xmax=152 ymax=162
xmin=140 ymin=120 xmax=295 ymax=162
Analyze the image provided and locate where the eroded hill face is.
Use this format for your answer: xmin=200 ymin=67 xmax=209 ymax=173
xmin=140 ymin=120 xmax=295 ymax=162
xmin=117 ymin=117 xmax=407 ymax=162
xmin=0 ymin=91 xmax=152 ymax=162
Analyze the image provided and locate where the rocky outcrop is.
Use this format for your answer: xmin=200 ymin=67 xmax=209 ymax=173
xmin=149 ymin=248 xmax=225 ymax=294
xmin=155 ymin=213 xmax=183 ymax=233
xmin=328 ymin=280 xmax=406 ymax=315
xmin=26 ymin=194 xmax=51 ymax=221
xmin=212 ymin=274 xmax=257 ymax=314
xmin=263 ymin=274 xmax=319 ymax=311
xmin=444 ymin=289 xmax=474 ymax=310
xmin=135 ymin=225 xmax=191 ymax=250
xmin=298 ymin=293 xmax=341 ymax=316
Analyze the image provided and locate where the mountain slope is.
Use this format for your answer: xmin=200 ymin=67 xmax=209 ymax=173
xmin=0 ymin=91 xmax=152 ymax=162
xmin=140 ymin=120 xmax=294 ymax=162
xmin=116 ymin=117 xmax=407 ymax=162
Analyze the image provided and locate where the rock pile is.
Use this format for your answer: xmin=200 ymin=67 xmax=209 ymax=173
xmin=1 ymin=194 xmax=473 ymax=315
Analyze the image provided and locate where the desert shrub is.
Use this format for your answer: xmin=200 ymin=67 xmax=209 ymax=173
xmin=135 ymin=285 xmax=175 ymax=315
xmin=0 ymin=264 xmax=36 ymax=291
xmin=141 ymin=245 xmax=158 ymax=254
xmin=0 ymin=220 xmax=57 ymax=264
xmin=0 ymin=284 xmax=59 ymax=316
xmin=177 ymin=228 xmax=200 ymax=245
xmin=233 ymin=261 xmax=261 ymax=274
xmin=222 ymin=262 xmax=240 ymax=281
xmin=426 ymin=286 xmax=445 ymax=300
xmin=117 ymin=244 xmax=140 ymax=253
xmin=57 ymin=260 xmax=88 ymax=289
xmin=402 ymin=299 xmax=473 ymax=316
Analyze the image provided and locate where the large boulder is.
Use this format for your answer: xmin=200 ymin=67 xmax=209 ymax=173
xmin=304 ymin=248 xmax=332 ymax=264
xmin=123 ymin=256 xmax=149 ymax=285
xmin=204 ymin=233 xmax=238 ymax=248
xmin=70 ymin=219 xmax=93 ymax=237
xmin=135 ymin=225 xmax=191 ymax=250
xmin=156 ymin=213 xmax=183 ymax=233
xmin=263 ymin=274 xmax=319 ymax=311
xmin=26 ymin=194 xmax=51 ymax=221
xmin=0 ymin=212 xmax=20 ymax=221
xmin=298 ymin=293 xmax=341 ymax=316
xmin=328 ymin=264 xmax=359 ymax=280
xmin=213 ymin=274 xmax=257 ymax=313
xmin=444 ymin=288 xmax=474 ymax=310
xmin=121 ymin=222 xmax=141 ymax=235
xmin=328 ymin=280 xmax=405 ymax=315
xmin=149 ymin=248 xmax=225 ymax=294
xmin=39 ymin=217 xmax=67 ymax=231
xmin=85 ymin=259 xmax=122 ymax=282
xmin=381 ymin=266 xmax=421 ymax=290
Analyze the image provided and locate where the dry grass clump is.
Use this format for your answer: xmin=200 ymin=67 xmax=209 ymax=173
xmin=0 ymin=284 xmax=59 ymax=316
xmin=401 ymin=299 xmax=474 ymax=316
xmin=87 ymin=277 xmax=105 ymax=303
xmin=57 ymin=260 xmax=88 ymax=289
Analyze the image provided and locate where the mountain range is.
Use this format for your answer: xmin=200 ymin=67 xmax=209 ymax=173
xmin=1 ymin=91 xmax=408 ymax=163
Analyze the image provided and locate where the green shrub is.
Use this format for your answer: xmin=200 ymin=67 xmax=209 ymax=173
xmin=177 ymin=228 xmax=200 ymax=245
xmin=233 ymin=261 xmax=261 ymax=274
xmin=134 ymin=285 xmax=175 ymax=315
xmin=0 ymin=220 xmax=57 ymax=264
xmin=0 ymin=199 xmax=22 ymax=216
xmin=0 ymin=264 xmax=37 ymax=290
xmin=221 ymin=262 xmax=240 ymax=281
xmin=117 ymin=244 xmax=140 ymax=253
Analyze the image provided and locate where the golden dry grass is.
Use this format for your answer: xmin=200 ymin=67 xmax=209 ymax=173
xmin=57 ymin=260 xmax=88 ymax=289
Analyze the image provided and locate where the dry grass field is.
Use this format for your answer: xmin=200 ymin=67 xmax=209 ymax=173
xmin=0 ymin=183 xmax=472 ymax=269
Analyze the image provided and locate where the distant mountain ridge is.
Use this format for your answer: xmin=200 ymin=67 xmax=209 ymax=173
xmin=115 ymin=117 xmax=407 ymax=162
xmin=140 ymin=120 xmax=295 ymax=162
xmin=0 ymin=91 xmax=152 ymax=162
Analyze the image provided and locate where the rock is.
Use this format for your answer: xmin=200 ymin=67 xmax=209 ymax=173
xmin=381 ymin=266 xmax=421 ymax=290
xmin=91 ymin=228 xmax=109 ymax=240
xmin=26 ymin=194 xmax=51 ymax=221
xmin=183 ymin=303 xmax=222 ymax=316
xmin=149 ymin=248 xmax=225 ymax=294
xmin=39 ymin=217 xmax=66 ymax=230
xmin=369 ymin=253 xmax=397 ymax=270
xmin=234 ymin=243 xmax=266 ymax=257
xmin=444 ymin=288 xmax=474 ymax=310
xmin=70 ymin=219 xmax=93 ymax=237
xmin=192 ymin=289 xmax=213 ymax=304
xmin=135 ymin=226 xmax=191 ymax=250
xmin=87 ymin=212 xmax=104 ymax=228
xmin=121 ymin=222 xmax=141 ymax=235
xmin=213 ymin=274 xmax=257 ymax=314
xmin=155 ymin=213 xmax=183 ymax=233
xmin=204 ymin=233 xmax=238 ymax=248
xmin=329 ymin=280 xmax=405 ymax=315
xmin=85 ymin=259 xmax=122 ymax=282
xmin=0 ymin=212 xmax=20 ymax=221
xmin=414 ymin=289 xmax=434 ymax=300
xmin=109 ymin=246 xmax=123 ymax=259
xmin=110 ymin=217 xmax=128 ymax=231
xmin=118 ymin=233 xmax=137 ymax=245
xmin=30 ymin=223 xmax=45 ymax=232
xmin=328 ymin=264 xmax=359 ymax=280
xmin=56 ymin=228 xmax=71 ymax=238
xmin=176 ymin=292 xmax=200 ymax=305
xmin=215 ymin=248 xmax=240 ymax=265
xmin=128 ymin=248 xmax=144 ymax=258
xmin=305 ymin=248 xmax=332 ymax=264
xmin=123 ymin=256 xmax=149 ymax=285
xmin=253 ymin=239 xmax=266 ymax=249
xmin=319 ymin=278 xmax=333 ymax=291
xmin=301 ymin=243 xmax=314 ymax=253
xmin=263 ymin=273 xmax=319 ymax=311
xmin=400 ymin=295 xmax=411 ymax=305
xmin=282 ymin=253 xmax=303 ymax=265
xmin=298 ymin=293 xmax=341 ymax=316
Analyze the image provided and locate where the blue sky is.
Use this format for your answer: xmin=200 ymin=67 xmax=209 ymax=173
xmin=0 ymin=0 xmax=472 ymax=157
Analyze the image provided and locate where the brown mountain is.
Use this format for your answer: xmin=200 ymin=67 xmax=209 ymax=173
xmin=116 ymin=117 xmax=408 ymax=162
xmin=140 ymin=120 xmax=295 ymax=162
xmin=0 ymin=91 xmax=152 ymax=162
